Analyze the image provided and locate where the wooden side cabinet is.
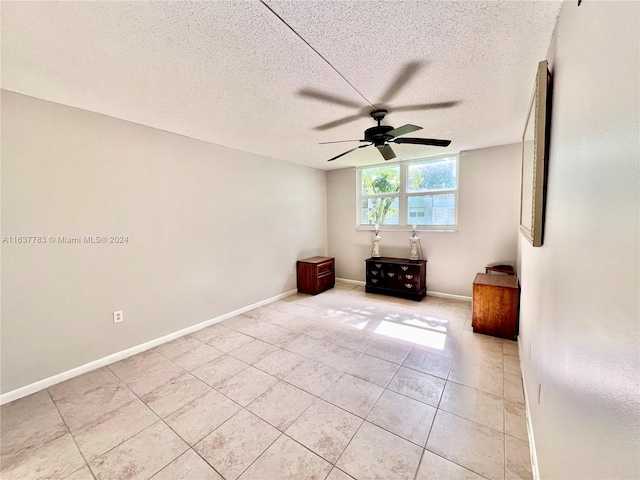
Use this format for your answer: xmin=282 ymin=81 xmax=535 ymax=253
xmin=365 ymin=257 xmax=427 ymax=301
xmin=297 ymin=256 xmax=335 ymax=295
xmin=472 ymin=273 xmax=519 ymax=340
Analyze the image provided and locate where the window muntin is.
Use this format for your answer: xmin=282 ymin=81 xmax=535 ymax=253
xmin=358 ymin=155 xmax=458 ymax=229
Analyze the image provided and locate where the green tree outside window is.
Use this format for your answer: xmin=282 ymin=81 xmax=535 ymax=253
xmin=362 ymin=166 xmax=400 ymax=225
xmin=408 ymin=158 xmax=456 ymax=192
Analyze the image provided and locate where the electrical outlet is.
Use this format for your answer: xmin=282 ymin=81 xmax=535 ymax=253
xmin=113 ymin=311 xmax=123 ymax=324
xmin=289 ymin=266 xmax=294 ymax=275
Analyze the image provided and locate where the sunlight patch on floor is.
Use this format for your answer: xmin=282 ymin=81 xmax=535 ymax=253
xmin=374 ymin=320 xmax=447 ymax=350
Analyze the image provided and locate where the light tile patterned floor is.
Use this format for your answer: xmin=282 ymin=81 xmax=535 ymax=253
xmin=0 ymin=282 xmax=532 ymax=480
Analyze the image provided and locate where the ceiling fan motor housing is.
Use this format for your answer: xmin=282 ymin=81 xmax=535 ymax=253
xmin=365 ymin=125 xmax=394 ymax=147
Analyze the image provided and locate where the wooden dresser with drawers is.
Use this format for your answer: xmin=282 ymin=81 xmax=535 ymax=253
xmin=365 ymin=257 xmax=427 ymax=301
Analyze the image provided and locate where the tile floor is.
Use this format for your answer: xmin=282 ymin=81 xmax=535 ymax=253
xmin=0 ymin=282 xmax=532 ymax=480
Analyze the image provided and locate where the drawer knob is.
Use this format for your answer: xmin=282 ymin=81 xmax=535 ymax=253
xmin=371 ymin=279 xmax=378 ymax=284
xmin=375 ymin=263 xmax=382 ymax=268
xmin=405 ymin=283 xmax=413 ymax=288
xmin=388 ymin=272 xmax=395 ymax=277
xmin=406 ymin=274 xmax=413 ymax=279
xmin=401 ymin=266 xmax=409 ymax=271
xmin=371 ymin=270 xmax=378 ymax=275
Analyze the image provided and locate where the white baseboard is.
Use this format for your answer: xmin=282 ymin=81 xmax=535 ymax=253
xmin=427 ymin=291 xmax=472 ymax=302
xmin=335 ymin=277 xmax=365 ymax=285
xmin=336 ymin=278 xmax=471 ymax=302
xmin=519 ymin=340 xmax=540 ymax=480
xmin=0 ymin=289 xmax=297 ymax=405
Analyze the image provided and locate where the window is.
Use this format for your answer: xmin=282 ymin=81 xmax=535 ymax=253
xmin=358 ymin=155 xmax=458 ymax=229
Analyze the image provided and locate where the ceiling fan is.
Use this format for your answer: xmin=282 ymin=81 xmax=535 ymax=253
xmin=299 ymin=62 xmax=459 ymax=131
xmin=323 ymin=109 xmax=451 ymax=162
xmin=256 ymin=6 xmax=458 ymax=163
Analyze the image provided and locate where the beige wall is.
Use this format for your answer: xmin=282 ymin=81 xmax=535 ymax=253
xmin=327 ymin=143 xmax=521 ymax=297
xmin=518 ymin=2 xmax=639 ymax=478
xmin=1 ymin=91 xmax=327 ymax=394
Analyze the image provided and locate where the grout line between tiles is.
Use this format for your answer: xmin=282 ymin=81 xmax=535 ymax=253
xmin=187 ymin=438 xmax=229 ymax=479
xmin=504 ymin=428 xmax=508 ymax=480
xmin=422 ymin=447 xmax=494 ymax=480
xmin=71 ymin=362 xmax=195 ymax=479
xmin=283 ymin=397 xmax=364 ymax=465
xmin=329 ymin=415 xmax=367 ymax=474
xmin=115 ymin=375 xmax=224 ymax=478
xmin=412 ymin=447 xmax=426 ymax=480
xmin=228 ymin=429 xmax=284 ymax=480
xmin=45 ymin=389 xmax=96 ymax=480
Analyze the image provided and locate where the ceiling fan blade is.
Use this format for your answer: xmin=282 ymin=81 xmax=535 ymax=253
xmin=314 ymin=114 xmax=363 ymax=131
xmin=393 ymin=101 xmax=459 ymax=112
xmin=387 ymin=124 xmax=423 ymax=138
xmin=379 ymin=61 xmax=423 ymax=103
xmin=327 ymin=144 xmax=371 ymax=162
xmin=298 ymin=88 xmax=362 ymax=109
xmin=378 ymin=144 xmax=396 ymax=161
xmin=391 ymin=137 xmax=451 ymax=147
xmin=319 ymin=139 xmax=362 ymax=144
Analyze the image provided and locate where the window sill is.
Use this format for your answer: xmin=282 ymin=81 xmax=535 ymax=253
xmin=355 ymin=226 xmax=458 ymax=233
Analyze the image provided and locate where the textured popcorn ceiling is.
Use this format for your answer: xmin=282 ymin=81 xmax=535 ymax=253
xmin=1 ymin=1 xmax=561 ymax=170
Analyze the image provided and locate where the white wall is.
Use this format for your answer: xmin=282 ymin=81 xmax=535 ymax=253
xmin=1 ymin=91 xmax=327 ymax=395
xmin=327 ymin=143 xmax=521 ymax=297
xmin=517 ymin=2 xmax=639 ymax=478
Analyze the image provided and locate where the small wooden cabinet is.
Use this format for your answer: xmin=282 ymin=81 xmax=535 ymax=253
xmin=297 ymin=256 xmax=335 ymax=295
xmin=472 ymin=273 xmax=519 ymax=339
xmin=365 ymin=257 xmax=427 ymax=301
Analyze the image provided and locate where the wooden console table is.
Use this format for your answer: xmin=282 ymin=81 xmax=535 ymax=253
xmin=472 ymin=273 xmax=519 ymax=339
xmin=365 ymin=257 xmax=427 ymax=301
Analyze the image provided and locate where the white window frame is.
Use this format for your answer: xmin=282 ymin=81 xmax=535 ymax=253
xmin=356 ymin=153 xmax=459 ymax=231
